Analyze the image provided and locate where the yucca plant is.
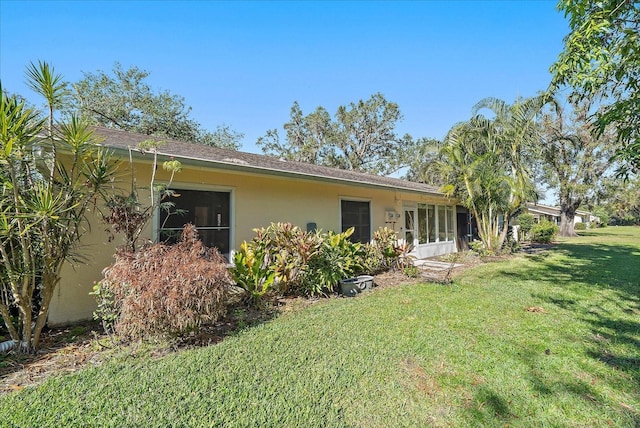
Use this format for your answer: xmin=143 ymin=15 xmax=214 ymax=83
xmin=0 ymin=62 xmax=115 ymax=352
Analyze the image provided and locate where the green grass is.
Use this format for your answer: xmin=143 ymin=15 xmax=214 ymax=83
xmin=1 ymin=227 xmax=639 ymax=427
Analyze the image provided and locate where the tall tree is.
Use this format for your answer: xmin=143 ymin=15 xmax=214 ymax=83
xmin=539 ymin=98 xmax=617 ymax=236
xmin=402 ymin=137 xmax=446 ymax=185
xmin=71 ymin=63 xmax=242 ymax=149
xmin=551 ymin=0 xmax=639 ymax=174
xmin=0 ymin=63 xmax=115 ymax=352
xmin=594 ymin=175 xmax=640 ymax=225
xmin=201 ymin=124 xmax=244 ymax=150
xmin=258 ymin=93 xmax=413 ymax=175
xmin=257 ymin=102 xmax=334 ymax=165
xmin=439 ymin=96 xmax=548 ymax=250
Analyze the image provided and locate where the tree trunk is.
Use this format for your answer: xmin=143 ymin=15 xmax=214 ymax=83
xmin=31 ymin=272 xmax=59 ymax=350
xmin=498 ymin=216 xmax=510 ymax=249
xmin=558 ymin=194 xmax=580 ymax=237
xmin=559 ymin=211 xmax=577 ymax=237
xmin=0 ymin=304 xmax=20 ymax=341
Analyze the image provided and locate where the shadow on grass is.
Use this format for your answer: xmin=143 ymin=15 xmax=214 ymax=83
xmin=508 ymin=240 xmax=640 ymax=413
xmin=466 ymin=386 xmax=517 ymax=423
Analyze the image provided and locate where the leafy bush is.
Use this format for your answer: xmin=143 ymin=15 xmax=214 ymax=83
xmin=402 ymin=265 xmax=420 ymax=278
xmin=231 ymin=241 xmax=276 ymax=304
xmin=469 ymin=240 xmax=495 ymax=257
xmin=95 ymin=224 xmax=232 ymax=341
xmin=359 ymin=227 xmax=404 ymax=274
xmin=518 ymin=213 xmax=534 ymax=239
xmin=232 ymin=223 xmax=364 ymax=300
xmin=301 ymin=228 xmax=362 ymax=296
xmin=574 ymin=222 xmax=587 ymax=230
xmin=254 ymin=223 xmax=320 ymax=295
xmin=592 ymin=207 xmax=609 ymax=227
xmin=232 ymin=223 xmax=320 ymax=301
xmin=530 ymin=220 xmax=559 ymax=244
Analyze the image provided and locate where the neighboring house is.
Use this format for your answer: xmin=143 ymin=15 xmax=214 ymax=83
xmin=50 ymin=127 xmax=459 ymax=325
xmin=525 ymin=202 xmax=598 ymax=226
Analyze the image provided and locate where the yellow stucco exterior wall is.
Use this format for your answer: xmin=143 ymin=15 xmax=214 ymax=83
xmin=49 ymin=159 xmax=455 ymax=325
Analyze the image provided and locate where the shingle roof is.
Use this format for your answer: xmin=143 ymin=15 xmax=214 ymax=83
xmin=91 ymin=126 xmax=443 ymax=196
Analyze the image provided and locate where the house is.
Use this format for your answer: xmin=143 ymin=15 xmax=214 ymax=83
xmin=525 ymin=203 xmax=597 ymax=226
xmin=50 ymin=127 xmax=459 ymax=325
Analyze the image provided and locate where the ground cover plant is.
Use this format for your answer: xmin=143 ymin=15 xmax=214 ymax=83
xmin=0 ymin=227 xmax=638 ymax=426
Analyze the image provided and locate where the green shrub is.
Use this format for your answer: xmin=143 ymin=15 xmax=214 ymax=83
xmin=592 ymin=207 xmax=609 ymax=227
xmin=95 ymin=224 xmax=232 ymax=341
xmin=301 ymin=228 xmax=362 ymax=296
xmin=252 ymin=223 xmax=320 ymax=295
xmin=469 ymin=240 xmax=495 ymax=257
xmin=232 ymin=240 xmax=276 ymax=304
xmin=530 ymin=220 xmax=559 ymax=244
xmin=359 ymin=227 xmax=401 ymax=274
xmin=232 ymin=223 xmax=363 ymax=300
xmin=402 ymin=265 xmax=420 ymax=278
xmin=574 ymin=222 xmax=587 ymax=230
xmin=518 ymin=213 xmax=534 ymax=239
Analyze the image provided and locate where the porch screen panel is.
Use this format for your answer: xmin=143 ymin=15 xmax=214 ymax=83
xmin=438 ymin=205 xmax=447 ymax=242
xmin=427 ymin=205 xmax=436 ymax=243
xmin=418 ymin=204 xmax=427 ymax=244
xmin=405 ymin=210 xmax=415 ymax=245
xmin=159 ymin=189 xmax=230 ymax=256
xmin=341 ymin=200 xmax=371 ymax=243
xmin=446 ymin=206 xmax=455 ymax=241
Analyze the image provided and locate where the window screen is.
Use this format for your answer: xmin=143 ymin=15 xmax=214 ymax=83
xmin=341 ymin=200 xmax=371 ymax=243
xmin=159 ymin=189 xmax=231 ymax=256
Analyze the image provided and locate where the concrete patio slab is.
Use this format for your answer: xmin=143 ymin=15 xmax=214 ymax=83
xmin=412 ymin=259 xmax=464 ymax=272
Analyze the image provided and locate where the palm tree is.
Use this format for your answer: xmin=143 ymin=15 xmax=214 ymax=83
xmin=439 ymin=95 xmax=549 ymax=251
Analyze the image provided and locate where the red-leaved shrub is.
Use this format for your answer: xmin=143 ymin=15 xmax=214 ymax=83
xmin=97 ymin=224 xmax=232 ymax=341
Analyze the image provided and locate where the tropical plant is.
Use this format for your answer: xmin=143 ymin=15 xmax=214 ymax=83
xmin=231 ymin=240 xmax=277 ymax=305
xmin=439 ymin=95 xmax=549 ymax=251
xmin=361 ymin=227 xmax=401 ymax=272
xmin=231 ymin=224 xmax=364 ymax=300
xmin=251 ymin=222 xmax=320 ymax=295
xmin=301 ymin=228 xmax=362 ymax=296
xmin=0 ymin=62 xmax=115 ymax=352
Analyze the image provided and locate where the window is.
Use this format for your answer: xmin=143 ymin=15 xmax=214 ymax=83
xmin=417 ymin=204 xmax=436 ymax=244
xmin=438 ymin=206 xmax=447 ymax=241
xmin=341 ymin=200 xmax=370 ymax=243
xmin=417 ymin=205 xmax=427 ymax=244
xmin=159 ymin=189 xmax=231 ymax=257
xmin=414 ymin=203 xmax=454 ymax=244
xmin=446 ymin=206 xmax=455 ymax=241
xmin=405 ymin=209 xmax=416 ymax=246
xmin=428 ymin=205 xmax=436 ymax=242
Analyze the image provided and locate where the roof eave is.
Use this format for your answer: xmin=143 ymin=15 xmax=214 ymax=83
xmin=105 ymin=145 xmax=448 ymax=198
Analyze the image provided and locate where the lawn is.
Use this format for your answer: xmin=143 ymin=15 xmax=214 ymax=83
xmin=1 ymin=227 xmax=638 ymax=426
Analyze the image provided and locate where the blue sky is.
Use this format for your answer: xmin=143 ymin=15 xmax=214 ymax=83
xmin=0 ymin=1 xmax=569 ymax=154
